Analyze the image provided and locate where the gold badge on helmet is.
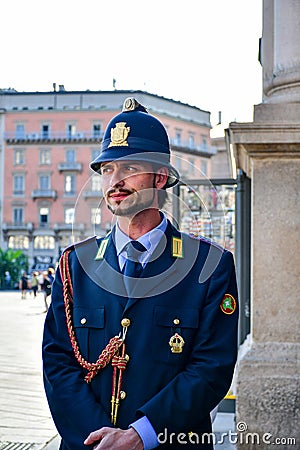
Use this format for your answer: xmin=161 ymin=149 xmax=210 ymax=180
xmin=108 ymin=122 xmax=130 ymax=147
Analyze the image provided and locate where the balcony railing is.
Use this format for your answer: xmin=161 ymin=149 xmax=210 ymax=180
xmin=58 ymin=162 xmax=83 ymax=172
xmin=32 ymin=189 xmax=57 ymax=199
xmin=4 ymin=131 xmax=104 ymax=143
xmin=170 ymin=139 xmax=216 ymax=156
xmin=53 ymin=223 xmax=85 ymax=231
xmin=83 ymin=190 xmax=103 ymax=198
xmin=2 ymin=222 xmax=29 ymax=231
xmin=2 ymin=221 xmax=85 ymax=232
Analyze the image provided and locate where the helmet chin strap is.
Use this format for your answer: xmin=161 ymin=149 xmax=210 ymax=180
xmin=152 ymin=174 xmax=162 ymax=210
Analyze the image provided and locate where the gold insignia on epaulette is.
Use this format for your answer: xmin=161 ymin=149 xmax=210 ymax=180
xmin=94 ymin=239 xmax=109 ymax=260
xmin=172 ymin=236 xmax=183 ymax=258
xmin=108 ymin=122 xmax=130 ymax=147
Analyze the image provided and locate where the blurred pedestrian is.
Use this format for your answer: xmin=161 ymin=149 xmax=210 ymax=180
xmin=41 ymin=271 xmax=52 ymax=312
xmin=5 ymin=271 xmax=11 ymax=289
xmin=31 ymin=272 xmax=39 ymax=297
xmin=47 ymin=267 xmax=55 ymax=283
xmin=19 ymin=272 xmax=28 ymax=299
xmin=37 ymin=271 xmax=44 ymax=292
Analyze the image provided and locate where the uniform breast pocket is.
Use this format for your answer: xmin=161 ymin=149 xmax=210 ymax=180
xmin=73 ymin=307 xmax=106 ymax=362
xmin=152 ymin=306 xmax=199 ymax=366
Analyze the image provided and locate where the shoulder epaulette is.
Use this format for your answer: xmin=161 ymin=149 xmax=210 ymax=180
xmin=198 ymin=235 xmax=226 ymax=252
xmin=61 ymin=235 xmax=97 ymax=255
xmin=185 ymin=232 xmax=226 ymax=252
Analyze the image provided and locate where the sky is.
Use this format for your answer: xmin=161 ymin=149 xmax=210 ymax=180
xmin=1 ymin=0 xmax=262 ymax=128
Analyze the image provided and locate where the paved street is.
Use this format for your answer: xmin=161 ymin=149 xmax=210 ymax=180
xmin=0 ymin=290 xmax=57 ymax=449
xmin=0 ymin=290 xmax=236 ymax=450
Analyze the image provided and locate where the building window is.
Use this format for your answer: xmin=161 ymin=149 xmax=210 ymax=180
xmin=40 ymin=149 xmax=51 ymax=165
xmin=16 ymin=124 xmax=25 ymax=139
xmin=13 ymin=207 xmax=24 ymax=224
xmin=14 ymin=149 xmax=25 ymax=165
xmin=39 ymin=207 xmax=49 ymax=225
xmin=65 ymin=174 xmax=76 ymax=195
xmin=201 ymin=161 xmax=207 ymax=175
xmin=91 ymin=175 xmax=102 ymax=192
xmin=189 ymin=135 xmax=195 ymax=149
xmin=174 ymin=156 xmax=182 ymax=171
xmin=66 ymin=149 xmax=76 ymax=163
xmin=91 ymin=207 xmax=101 ymax=225
xmin=34 ymin=236 xmax=55 ymax=249
xmin=175 ymin=131 xmax=181 ymax=146
xmin=41 ymin=124 xmax=50 ymax=139
xmin=13 ymin=174 xmax=25 ymax=195
xmin=189 ymin=158 xmax=195 ymax=175
xmin=67 ymin=124 xmax=76 ymax=138
xmin=8 ymin=235 xmax=29 ymax=249
xmin=65 ymin=207 xmax=75 ymax=224
xmin=202 ymin=136 xmax=207 ymax=149
xmin=60 ymin=235 xmax=75 ymax=249
xmin=93 ymin=124 xmax=101 ymax=138
xmin=39 ymin=175 xmax=50 ymax=190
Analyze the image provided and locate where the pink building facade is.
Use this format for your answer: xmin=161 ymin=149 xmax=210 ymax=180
xmin=0 ymin=89 xmax=214 ymax=270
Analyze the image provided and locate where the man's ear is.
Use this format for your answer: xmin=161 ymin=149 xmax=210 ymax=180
xmin=154 ymin=167 xmax=169 ymax=189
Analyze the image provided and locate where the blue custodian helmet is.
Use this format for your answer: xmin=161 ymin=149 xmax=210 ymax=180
xmin=90 ymin=97 xmax=179 ymax=188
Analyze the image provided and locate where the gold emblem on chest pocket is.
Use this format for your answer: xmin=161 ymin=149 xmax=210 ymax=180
xmin=169 ymin=333 xmax=185 ymax=354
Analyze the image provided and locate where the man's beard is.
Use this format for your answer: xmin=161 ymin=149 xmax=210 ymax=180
xmin=106 ymin=188 xmax=156 ymax=217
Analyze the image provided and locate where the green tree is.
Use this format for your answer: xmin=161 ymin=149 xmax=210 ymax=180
xmin=0 ymin=249 xmax=28 ymax=289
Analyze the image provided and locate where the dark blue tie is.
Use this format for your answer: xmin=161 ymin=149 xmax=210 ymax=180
xmin=123 ymin=241 xmax=146 ymax=295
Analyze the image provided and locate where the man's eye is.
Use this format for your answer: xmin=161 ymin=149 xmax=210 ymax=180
xmin=100 ymin=167 xmax=112 ymax=174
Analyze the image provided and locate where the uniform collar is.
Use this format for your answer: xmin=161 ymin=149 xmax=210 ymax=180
xmin=114 ymin=212 xmax=167 ymax=267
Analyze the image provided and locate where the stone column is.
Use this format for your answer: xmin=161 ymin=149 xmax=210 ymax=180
xmin=228 ymin=1 xmax=300 ymax=448
xmin=262 ymin=0 xmax=300 ymax=104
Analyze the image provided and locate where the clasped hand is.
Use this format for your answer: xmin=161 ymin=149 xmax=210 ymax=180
xmin=84 ymin=426 xmax=143 ymax=450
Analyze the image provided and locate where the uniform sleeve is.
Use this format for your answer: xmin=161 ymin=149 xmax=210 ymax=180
xmin=42 ymin=258 xmax=111 ymax=449
xmin=138 ymin=249 xmax=239 ymax=434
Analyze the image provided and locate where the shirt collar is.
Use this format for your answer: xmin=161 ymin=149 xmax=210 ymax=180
xmin=115 ymin=212 xmax=168 ymax=258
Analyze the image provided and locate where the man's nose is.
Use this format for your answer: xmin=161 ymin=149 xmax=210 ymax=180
xmin=110 ymin=169 xmax=125 ymax=188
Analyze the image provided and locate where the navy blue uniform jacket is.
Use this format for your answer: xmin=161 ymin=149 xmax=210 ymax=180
xmin=42 ymin=221 xmax=239 ymax=449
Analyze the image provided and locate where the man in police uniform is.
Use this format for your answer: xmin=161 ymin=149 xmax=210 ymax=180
xmin=42 ymin=98 xmax=238 ymax=449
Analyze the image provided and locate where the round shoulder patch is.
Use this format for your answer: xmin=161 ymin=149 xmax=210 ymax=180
xmin=220 ymin=293 xmax=237 ymax=315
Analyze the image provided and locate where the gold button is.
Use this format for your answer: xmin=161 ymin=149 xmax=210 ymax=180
xmin=125 ymin=354 xmax=130 ymax=362
xmin=120 ymin=390 xmax=126 ymax=400
xmin=173 ymin=318 xmax=180 ymax=325
xmin=121 ymin=318 xmax=131 ymax=328
xmin=80 ymin=318 xmax=87 ymax=325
